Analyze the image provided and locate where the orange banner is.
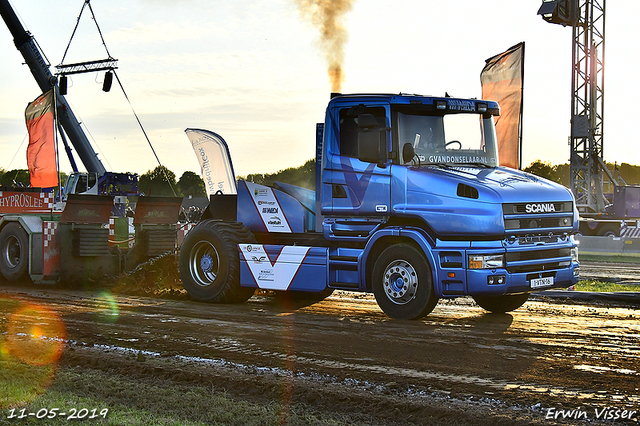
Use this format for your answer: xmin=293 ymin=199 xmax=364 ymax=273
xmin=481 ymin=42 xmax=524 ymax=169
xmin=25 ymin=89 xmax=58 ymax=188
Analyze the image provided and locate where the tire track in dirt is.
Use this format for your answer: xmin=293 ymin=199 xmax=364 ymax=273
xmin=2 ymin=285 xmax=639 ymax=424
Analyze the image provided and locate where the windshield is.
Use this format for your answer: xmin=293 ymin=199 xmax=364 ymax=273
xmin=396 ymin=111 xmax=499 ymax=167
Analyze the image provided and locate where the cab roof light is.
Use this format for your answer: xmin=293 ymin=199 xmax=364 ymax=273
xmin=435 ymin=100 xmax=447 ymax=110
xmin=477 ymin=102 xmax=488 ymax=113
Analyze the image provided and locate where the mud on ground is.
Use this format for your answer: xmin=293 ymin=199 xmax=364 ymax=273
xmin=1 ymin=269 xmax=639 ymax=425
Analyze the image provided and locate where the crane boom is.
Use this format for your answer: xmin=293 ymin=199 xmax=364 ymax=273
xmin=0 ymin=0 xmax=106 ymax=176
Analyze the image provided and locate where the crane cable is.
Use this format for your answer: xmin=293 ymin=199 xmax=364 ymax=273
xmin=58 ymin=0 xmax=177 ymax=197
xmin=112 ymin=70 xmax=177 ymax=196
xmin=60 ymin=0 xmax=114 ymax=64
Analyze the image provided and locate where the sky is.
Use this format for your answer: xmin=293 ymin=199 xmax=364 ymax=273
xmin=1 ymin=0 xmax=639 ymax=180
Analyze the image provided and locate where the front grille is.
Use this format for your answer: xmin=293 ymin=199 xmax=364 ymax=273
xmin=503 ymin=202 xmax=573 ymax=214
xmin=506 ymin=247 xmax=572 ymax=274
xmin=503 ymin=201 xmax=574 ymax=232
xmin=506 ymin=248 xmax=571 ymax=262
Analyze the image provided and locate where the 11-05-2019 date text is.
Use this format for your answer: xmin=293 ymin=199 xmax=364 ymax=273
xmin=6 ymin=408 xmax=109 ymax=420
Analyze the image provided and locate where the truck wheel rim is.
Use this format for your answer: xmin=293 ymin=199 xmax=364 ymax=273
xmin=3 ymin=235 xmax=21 ymax=269
xmin=189 ymin=241 xmax=220 ymax=287
xmin=382 ymin=260 xmax=418 ymax=305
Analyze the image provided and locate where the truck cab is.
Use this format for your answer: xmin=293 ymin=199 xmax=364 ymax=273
xmin=179 ymin=93 xmax=580 ymax=320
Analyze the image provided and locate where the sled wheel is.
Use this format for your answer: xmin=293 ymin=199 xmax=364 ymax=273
xmin=179 ymin=220 xmax=255 ymax=303
xmin=0 ymin=222 xmax=29 ymax=281
xmin=372 ymin=244 xmax=438 ymax=320
xmin=472 ymin=293 xmax=529 ymax=314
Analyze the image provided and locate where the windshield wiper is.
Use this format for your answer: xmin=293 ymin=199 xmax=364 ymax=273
xmin=452 ymin=162 xmax=495 ymax=168
xmin=424 ymin=162 xmax=451 ymax=169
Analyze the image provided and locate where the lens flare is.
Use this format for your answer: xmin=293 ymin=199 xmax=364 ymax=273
xmin=6 ymin=303 xmax=66 ymax=366
xmin=93 ymin=291 xmax=119 ymax=323
xmin=1 ymin=299 xmax=65 ymax=408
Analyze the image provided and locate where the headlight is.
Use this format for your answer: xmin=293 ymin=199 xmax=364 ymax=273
xmin=571 ymin=247 xmax=579 ymax=262
xmin=468 ymin=254 xmax=505 ymax=269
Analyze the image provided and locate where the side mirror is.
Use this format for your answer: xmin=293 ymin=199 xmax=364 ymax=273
xmin=402 ymin=143 xmax=415 ymax=164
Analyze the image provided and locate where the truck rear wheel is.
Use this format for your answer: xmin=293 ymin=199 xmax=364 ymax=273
xmin=472 ymin=293 xmax=529 ymax=314
xmin=0 ymin=222 xmax=29 ymax=281
xmin=372 ymin=244 xmax=438 ymax=320
xmin=179 ymin=220 xmax=255 ymax=303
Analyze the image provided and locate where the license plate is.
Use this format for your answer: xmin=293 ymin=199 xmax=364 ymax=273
xmin=530 ymin=276 xmax=554 ymax=289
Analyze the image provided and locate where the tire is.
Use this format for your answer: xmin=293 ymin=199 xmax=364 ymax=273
xmin=597 ymin=223 xmax=619 ymax=237
xmin=473 ymin=293 xmax=529 ymax=314
xmin=179 ymin=220 xmax=255 ymax=303
xmin=372 ymin=244 xmax=438 ymax=320
xmin=0 ymin=222 xmax=29 ymax=281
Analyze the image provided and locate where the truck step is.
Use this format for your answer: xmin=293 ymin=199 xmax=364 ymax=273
xmin=329 ymin=255 xmax=359 ymax=271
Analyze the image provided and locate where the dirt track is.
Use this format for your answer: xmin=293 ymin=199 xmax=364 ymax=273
xmin=1 ymin=283 xmax=639 ymax=425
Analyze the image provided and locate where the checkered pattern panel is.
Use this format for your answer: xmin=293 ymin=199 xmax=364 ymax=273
xmin=43 ymin=221 xmax=58 ymax=247
xmin=40 ymin=192 xmax=54 ymax=209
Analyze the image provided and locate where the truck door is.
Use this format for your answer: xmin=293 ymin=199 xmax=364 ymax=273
xmin=324 ymin=105 xmax=392 ymax=218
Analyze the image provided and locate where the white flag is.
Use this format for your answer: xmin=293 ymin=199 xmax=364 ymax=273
xmin=185 ymin=128 xmax=237 ymax=196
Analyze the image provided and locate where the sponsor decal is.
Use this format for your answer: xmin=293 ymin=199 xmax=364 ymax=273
xmin=0 ymin=192 xmax=45 ymax=209
xmin=268 ymin=216 xmax=281 ymax=225
xmin=447 ymin=99 xmax=475 ymax=111
xmin=76 ymin=208 xmax=101 ymax=218
xmin=239 ymin=244 xmax=310 ymax=290
xmin=428 ymin=155 xmax=490 ymax=164
xmin=244 ymin=181 xmax=291 ymax=233
xmin=144 ymin=210 xmax=168 ymax=218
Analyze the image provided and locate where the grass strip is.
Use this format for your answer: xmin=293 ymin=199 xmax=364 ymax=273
xmin=578 ymin=252 xmax=640 ymax=264
xmin=0 ymin=363 xmax=375 ymax=426
xmin=575 ymin=280 xmax=640 ymax=293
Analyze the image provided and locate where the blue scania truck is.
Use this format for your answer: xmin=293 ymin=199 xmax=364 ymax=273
xmin=179 ymin=93 xmax=579 ymax=319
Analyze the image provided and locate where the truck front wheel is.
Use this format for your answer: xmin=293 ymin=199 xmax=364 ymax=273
xmin=179 ymin=220 xmax=255 ymax=303
xmin=0 ymin=222 xmax=29 ymax=281
xmin=372 ymin=244 xmax=438 ymax=320
xmin=472 ymin=293 xmax=529 ymax=314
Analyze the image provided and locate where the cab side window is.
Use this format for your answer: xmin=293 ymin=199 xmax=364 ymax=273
xmin=338 ymin=106 xmax=386 ymax=158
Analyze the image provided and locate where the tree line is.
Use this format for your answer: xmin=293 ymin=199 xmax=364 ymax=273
xmin=242 ymin=158 xmax=640 ymax=190
xmin=0 ymin=166 xmax=207 ymax=197
xmin=0 ymin=160 xmax=315 ymax=197
xmin=523 ymin=160 xmax=640 ymax=187
xmin=4 ymin=159 xmax=638 ymax=197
